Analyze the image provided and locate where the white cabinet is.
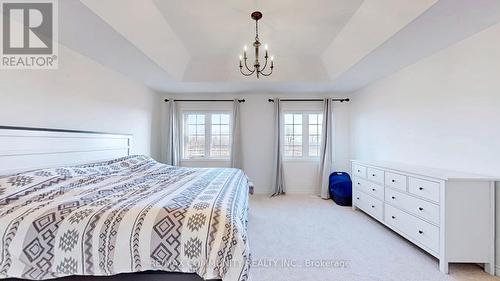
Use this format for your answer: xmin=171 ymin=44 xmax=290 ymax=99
xmin=384 ymin=172 xmax=407 ymax=191
xmin=353 ymin=177 xmax=384 ymax=200
xmin=351 ymin=160 xmax=496 ymax=275
xmin=367 ymin=167 xmax=384 ymax=184
xmin=352 ymin=164 xmax=367 ymax=178
xmin=385 ymin=204 xmax=440 ymax=253
xmin=353 ymin=189 xmax=383 ymax=221
xmin=385 ymin=188 xmax=439 ymax=225
xmin=408 ymin=177 xmax=440 ymax=203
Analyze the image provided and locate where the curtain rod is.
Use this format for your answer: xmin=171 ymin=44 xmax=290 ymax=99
xmin=164 ymin=99 xmax=245 ymax=103
xmin=268 ymin=98 xmax=350 ymax=103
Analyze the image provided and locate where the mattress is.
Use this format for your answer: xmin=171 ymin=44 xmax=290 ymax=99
xmin=0 ymin=155 xmax=250 ymax=281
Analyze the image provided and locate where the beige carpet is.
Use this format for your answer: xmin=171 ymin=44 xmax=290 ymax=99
xmin=248 ymin=195 xmax=499 ymax=281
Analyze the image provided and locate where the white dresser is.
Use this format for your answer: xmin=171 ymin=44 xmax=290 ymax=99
xmin=351 ymin=160 xmax=496 ymax=275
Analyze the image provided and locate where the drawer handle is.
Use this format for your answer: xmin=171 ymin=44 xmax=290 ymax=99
xmin=371 ymin=205 xmax=375 ymax=208
xmin=357 ymin=170 xmax=361 ymax=172
xmin=418 ymin=230 xmax=424 ymax=234
xmin=418 ymin=207 xmax=424 ymax=211
xmin=419 ymin=187 xmax=424 ymax=190
xmin=372 ymin=174 xmax=376 ymax=177
xmin=391 ymin=179 xmax=396 ymax=183
xmin=391 ymin=196 xmax=396 ymax=200
xmin=357 ymin=182 xmax=361 ymax=185
xmin=391 ymin=216 xmax=396 ymax=219
xmin=356 ymin=197 xmax=360 ymax=200
xmin=371 ymin=188 xmax=376 ymax=191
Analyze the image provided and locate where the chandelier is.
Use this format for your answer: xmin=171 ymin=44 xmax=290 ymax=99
xmin=239 ymin=11 xmax=274 ymax=78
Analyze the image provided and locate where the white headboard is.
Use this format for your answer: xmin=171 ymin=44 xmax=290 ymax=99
xmin=0 ymin=126 xmax=132 ymax=175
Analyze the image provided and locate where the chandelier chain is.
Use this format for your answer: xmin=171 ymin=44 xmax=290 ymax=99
xmin=255 ymin=20 xmax=259 ymax=41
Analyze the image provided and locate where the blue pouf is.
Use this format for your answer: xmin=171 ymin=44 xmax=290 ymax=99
xmin=329 ymin=172 xmax=352 ymax=206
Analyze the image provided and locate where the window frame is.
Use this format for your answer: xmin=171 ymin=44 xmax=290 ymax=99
xmin=181 ymin=110 xmax=232 ymax=161
xmin=307 ymin=112 xmax=323 ymax=158
xmin=282 ymin=110 xmax=323 ymax=161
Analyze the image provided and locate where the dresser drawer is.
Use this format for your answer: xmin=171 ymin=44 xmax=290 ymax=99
xmin=352 ymin=164 xmax=367 ymax=178
xmin=385 ymin=188 xmax=439 ymax=225
xmin=385 ymin=172 xmax=407 ymax=191
xmin=367 ymin=167 xmax=384 ymax=184
xmin=353 ymin=189 xmax=383 ymax=221
xmin=385 ymin=204 xmax=439 ymax=254
xmin=408 ymin=177 xmax=440 ymax=203
xmin=354 ymin=177 xmax=384 ymax=200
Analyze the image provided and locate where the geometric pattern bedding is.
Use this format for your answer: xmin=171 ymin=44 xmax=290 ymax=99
xmin=0 ymin=155 xmax=250 ymax=281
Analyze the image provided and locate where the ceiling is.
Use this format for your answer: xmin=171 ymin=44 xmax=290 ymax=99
xmin=57 ymin=0 xmax=500 ymax=93
xmin=154 ymin=0 xmax=363 ymax=57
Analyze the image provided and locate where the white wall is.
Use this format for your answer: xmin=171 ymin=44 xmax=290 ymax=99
xmin=159 ymin=92 xmax=351 ymax=195
xmin=322 ymin=0 xmax=437 ymax=80
xmin=0 ymin=44 xmax=160 ymax=159
xmin=349 ymin=22 xmax=500 ymax=274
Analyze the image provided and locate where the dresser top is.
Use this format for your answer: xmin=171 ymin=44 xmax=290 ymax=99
xmin=351 ymin=160 xmax=500 ymax=181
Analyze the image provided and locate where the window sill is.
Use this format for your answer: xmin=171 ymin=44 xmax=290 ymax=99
xmin=181 ymin=158 xmax=230 ymax=162
xmin=283 ymin=158 xmax=320 ymax=163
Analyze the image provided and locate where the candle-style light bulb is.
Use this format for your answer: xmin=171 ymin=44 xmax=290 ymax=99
xmin=265 ymin=44 xmax=268 ymax=50
xmin=239 ymin=55 xmax=242 ymax=61
xmin=244 ymin=45 xmax=247 ymax=51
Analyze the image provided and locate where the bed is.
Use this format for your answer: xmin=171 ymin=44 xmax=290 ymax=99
xmin=0 ymin=127 xmax=250 ymax=281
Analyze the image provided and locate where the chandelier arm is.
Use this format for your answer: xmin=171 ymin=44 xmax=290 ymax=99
xmin=260 ymin=56 xmax=268 ymax=72
xmin=240 ymin=67 xmax=255 ymax=76
xmin=244 ymin=58 xmax=254 ymax=73
xmin=259 ymin=67 xmax=273 ymax=76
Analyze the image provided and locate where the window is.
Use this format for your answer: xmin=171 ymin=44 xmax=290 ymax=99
xmin=284 ymin=112 xmax=323 ymax=159
xmin=182 ymin=112 xmax=231 ymax=159
xmin=185 ymin=114 xmax=206 ymax=158
xmin=308 ymin=114 xmax=322 ymax=157
xmin=284 ymin=114 xmax=303 ymax=157
xmin=210 ymin=114 xmax=231 ymax=158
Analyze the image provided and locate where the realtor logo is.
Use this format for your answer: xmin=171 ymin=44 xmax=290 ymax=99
xmin=1 ymin=0 xmax=58 ymax=69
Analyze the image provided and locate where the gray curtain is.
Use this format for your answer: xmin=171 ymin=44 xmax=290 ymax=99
xmin=230 ymin=99 xmax=242 ymax=168
xmin=271 ymin=98 xmax=285 ymax=196
xmin=319 ymin=98 xmax=334 ymax=199
xmin=166 ymin=101 xmax=181 ymax=166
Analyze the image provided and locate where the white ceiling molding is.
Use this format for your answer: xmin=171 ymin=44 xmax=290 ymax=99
xmin=55 ymin=0 xmax=500 ymax=93
xmin=59 ymin=0 xmax=172 ymax=90
xmin=331 ymin=0 xmax=500 ymax=92
xmin=157 ymin=82 xmax=345 ymax=94
xmin=322 ymin=0 xmax=438 ymax=81
xmin=182 ymin=54 xmax=329 ymax=83
xmin=80 ymin=0 xmax=190 ymax=81
xmin=153 ymin=0 xmax=363 ymax=57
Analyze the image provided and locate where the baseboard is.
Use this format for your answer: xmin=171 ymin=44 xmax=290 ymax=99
xmin=495 ymin=265 xmax=500 ymax=276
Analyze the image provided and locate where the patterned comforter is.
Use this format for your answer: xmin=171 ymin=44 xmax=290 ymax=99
xmin=0 ymin=155 xmax=250 ymax=281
